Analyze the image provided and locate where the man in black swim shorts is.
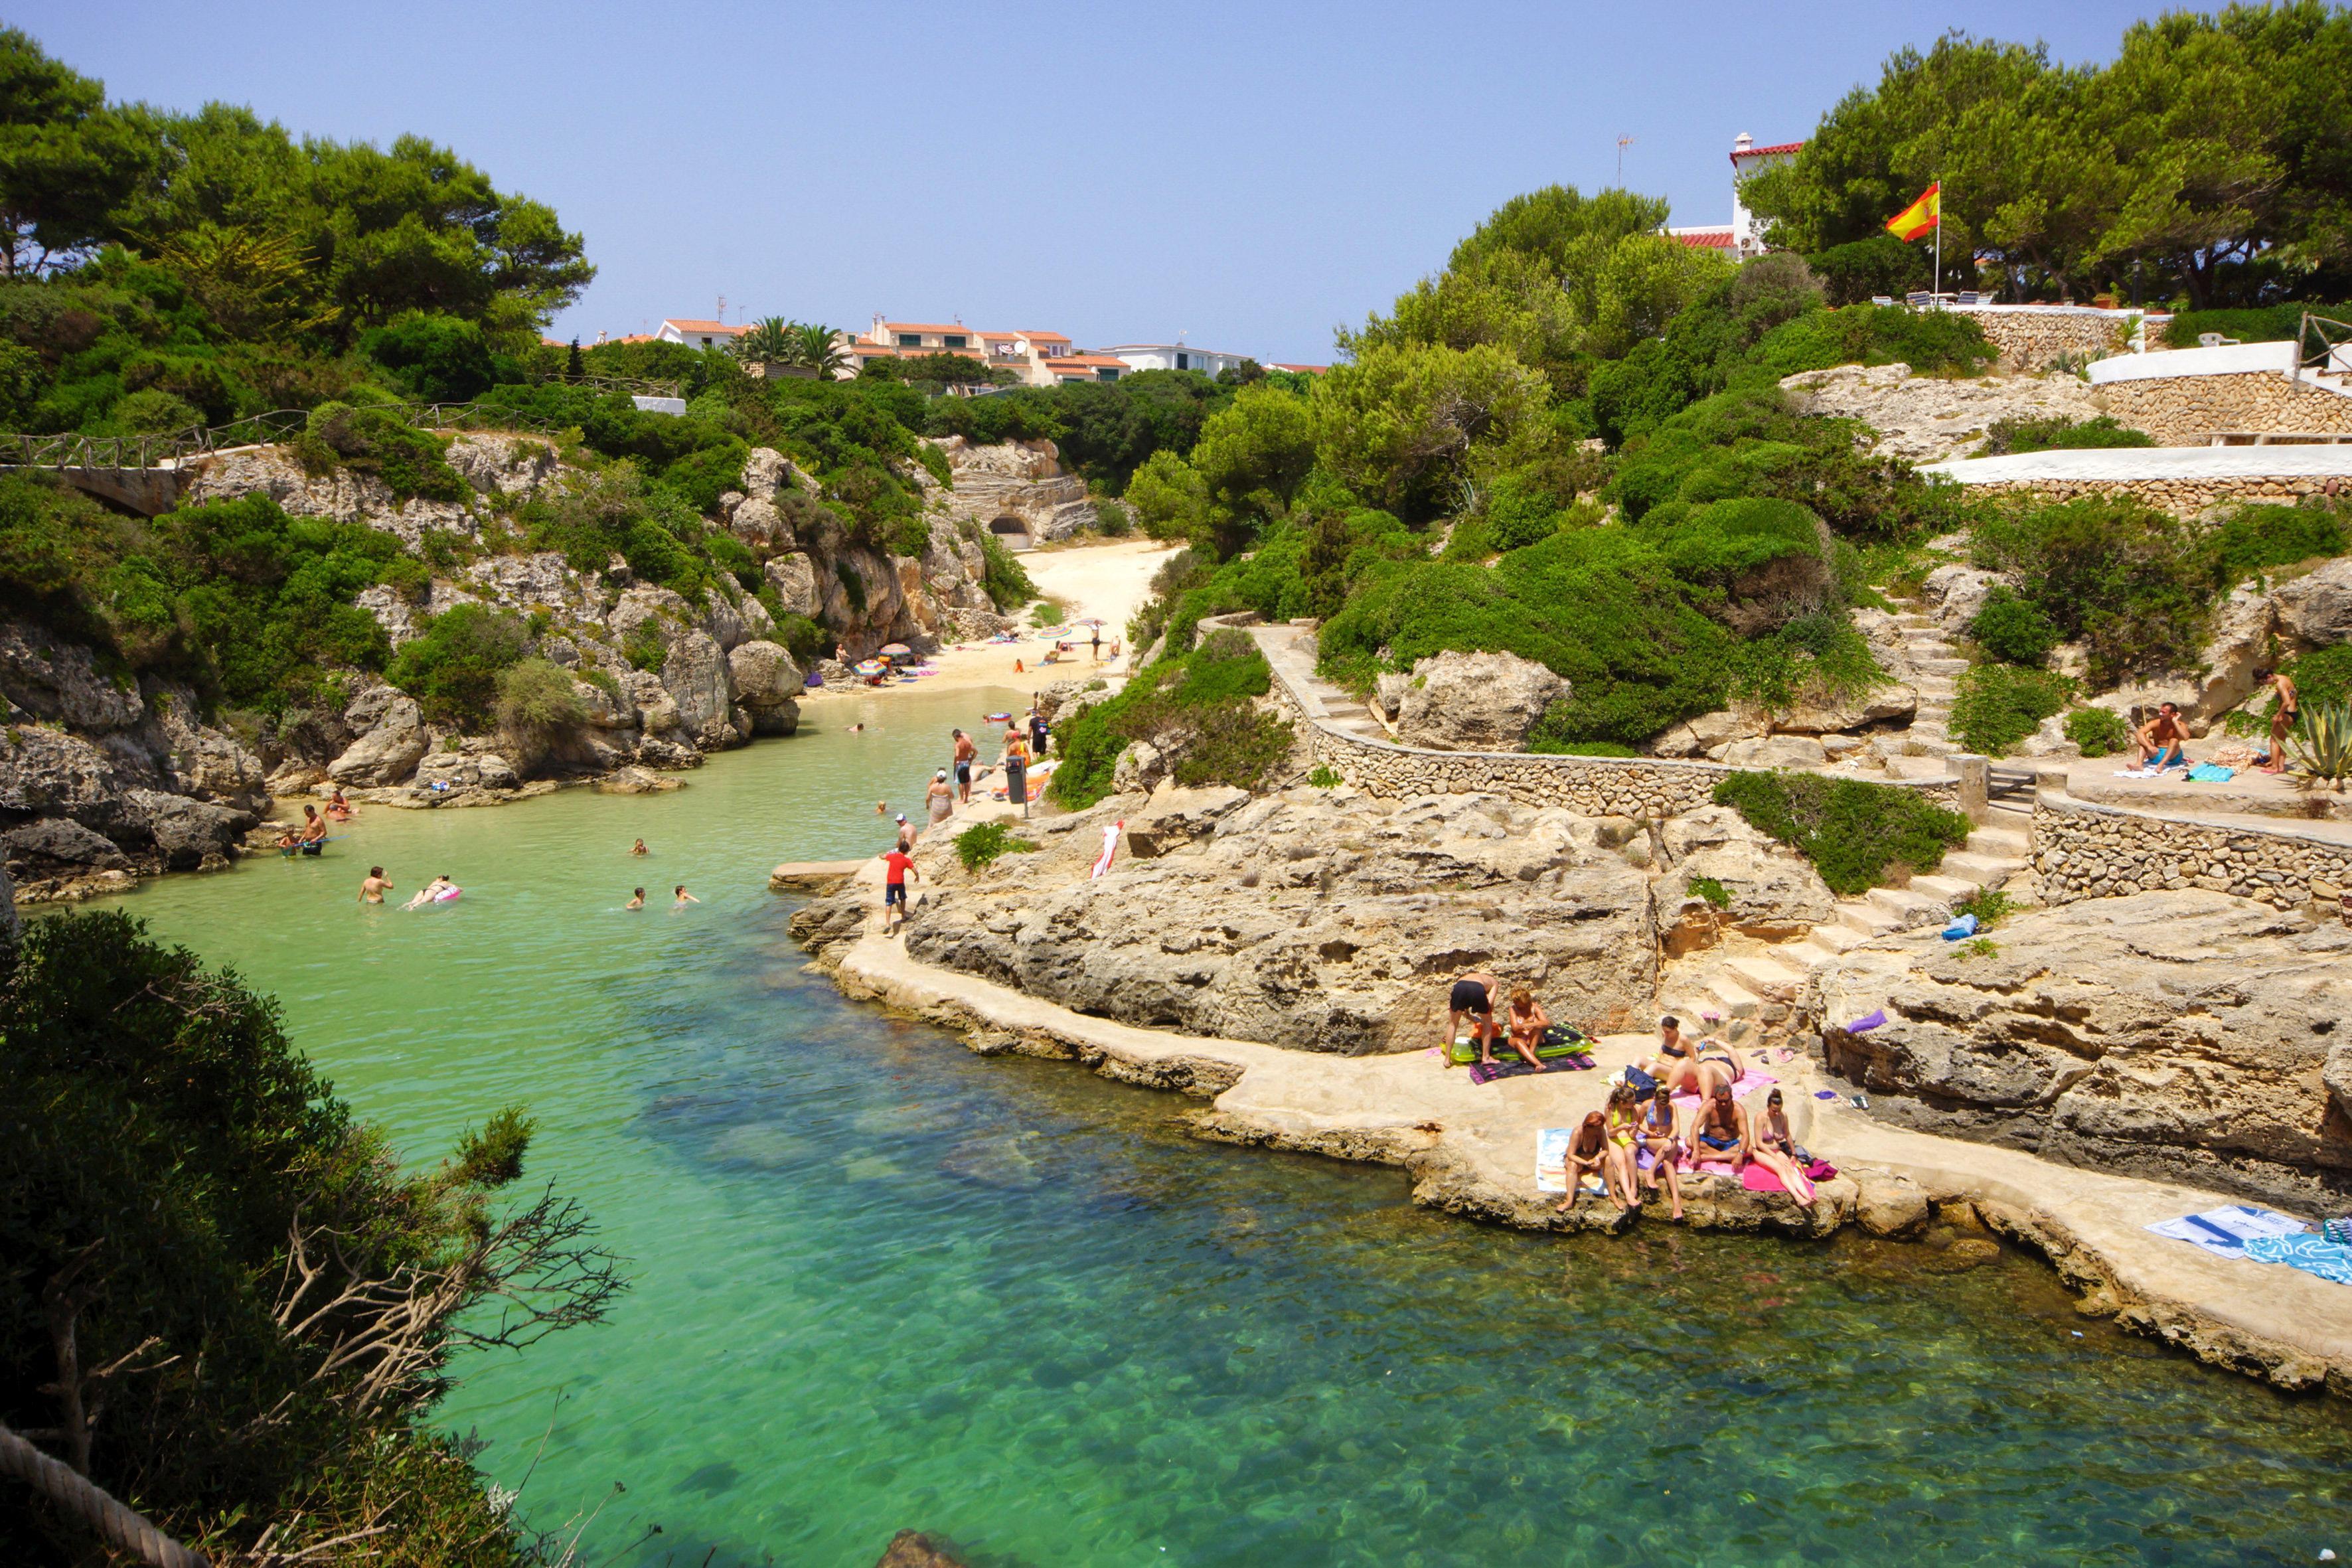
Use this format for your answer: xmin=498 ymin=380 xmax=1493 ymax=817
xmin=1445 ymin=971 xmax=1502 ymax=1066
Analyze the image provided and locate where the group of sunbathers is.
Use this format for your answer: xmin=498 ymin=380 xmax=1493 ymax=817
xmin=2128 ymin=673 xmax=2298 ymax=775
xmin=1559 ymin=1015 xmax=1818 ymax=1217
xmin=1444 ymin=972 xmax=1563 ymax=1070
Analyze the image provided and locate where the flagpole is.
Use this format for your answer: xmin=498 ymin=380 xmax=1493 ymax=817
xmin=1934 ymin=177 xmax=1942 ymax=304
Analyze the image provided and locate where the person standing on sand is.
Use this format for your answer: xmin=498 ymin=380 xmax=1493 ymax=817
xmin=1001 ymin=730 xmax=1031 ymax=817
xmin=1091 ymin=625 xmax=1101 ymax=662
xmin=2256 ymin=669 xmax=2298 ymax=773
xmin=1443 ymin=971 xmax=1502 ymax=1066
xmin=953 ymin=729 xmax=977 ymax=803
xmin=358 ymin=866 xmax=393 ymax=903
xmin=925 ymin=771 xmax=956 ymax=833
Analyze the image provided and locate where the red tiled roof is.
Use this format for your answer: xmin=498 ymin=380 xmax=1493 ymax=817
xmin=1672 ymin=228 xmax=1738 ymax=250
xmin=1016 ymin=330 xmax=1071 ymax=343
xmin=1730 ymin=140 xmax=1804 ymax=164
xmin=663 ymin=319 xmax=744 ymax=335
xmin=882 ymin=322 xmax=973 ymax=335
xmin=1267 ymin=363 xmax=1328 ymax=374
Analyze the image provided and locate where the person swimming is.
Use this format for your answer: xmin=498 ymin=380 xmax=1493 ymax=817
xmin=402 ymin=874 xmax=457 ymax=910
xmin=631 ymin=838 xmax=649 ymax=856
xmin=672 ymin=884 xmax=699 ymax=909
xmin=326 ymin=787 xmax=354 ymax=821
xmin=358 ymin=866 xmax=392 ymax=904
xmin=625 ymin=888 xmax=645 ymax=910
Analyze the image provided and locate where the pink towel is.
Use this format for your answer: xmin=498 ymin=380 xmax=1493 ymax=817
xmin=1686 ymin=1158 xmax=1791 ymax=1194
xmin=1670 ymin=1069 xmax=1778 ymax=1111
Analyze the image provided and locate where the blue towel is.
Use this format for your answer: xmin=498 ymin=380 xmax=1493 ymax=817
xmin=2187 ymin=763 xmax=2234 ymax=783
xmin=2145 ymin=1204 xmax=2310 ymax=1257
xmin=2242 ymin=1233 xmax=2352 ymax=1286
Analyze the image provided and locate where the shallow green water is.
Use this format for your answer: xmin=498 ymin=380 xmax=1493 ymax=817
xmin=77 ymin=685 xmax=2352 ymax=1567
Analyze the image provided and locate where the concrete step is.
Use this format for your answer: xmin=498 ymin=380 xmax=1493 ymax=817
xmin=1777 ymin=939 xmax=1843 ymax=969
xmin=1910 ymin=872 xmax=1982 ymax=901
xmin=1940 ymin=850 xmax=2023 ymax=888
xmin=1707 ymin=975 xmax=1764 ymax=1018
xmin=1913 ymin=656 xmax=1971 ymax=676
xmin=1725 ymin=953 xmax=1806 ymax=993
xmin=1892 ymin=613 xmax=1937 ymax=630
xmin=1968 ymin=826 xmax=2031 ymax=858
xmin=1865 ymin=886 xmax=1950 ymax=926
xmin=1911 ymin=680 xmax=1958 ymax=699
xmin=1803 ymin=922 xmax=1871 ymax=954
xmin=1834 ymin=900 xmax=1904 ymax=937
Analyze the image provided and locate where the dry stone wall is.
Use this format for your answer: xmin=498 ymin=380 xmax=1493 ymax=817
xmin=2033 ymin=796 xmax=2352 ymax=914
xmin=1244 ymin=620 xmax=1962 ymax=819
xmin=2099 ymin=372 xmax=2352 ymax=445
xmin=1959 ymin=308 xmax=2132 ymax=372
xmin=1955 ymin=473 xmax=2351 ymax=516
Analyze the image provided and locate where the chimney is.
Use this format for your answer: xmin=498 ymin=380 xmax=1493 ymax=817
xmin=1733 ymin=131 xmax=1753 ymax=153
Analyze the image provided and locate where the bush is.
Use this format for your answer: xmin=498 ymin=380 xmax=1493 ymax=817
xmin=773 ymin=611 xmax=827 ymax=666
xmin=1805 ymin=236 xmax=1928 ymax=305
xmin=294 ymin=402 xmax=469 ymax=504
xmin=1050 ymin=630 xmax=1292 ymax=808
xmin=1968 ymin=586 xmax=2060 ymax=665
xmin=1950 ymin=664 xmax=2073 ymax=755
xmin=1095 ymin=498 xmax=1135 ymax=536
xmin=953 ymin=819 xmax=1038 ymax=870
xmin=358 ymin=309 xmax=502 ymax=403
xmin=1979 ymin=415 xmax=2155 ymax=455
xmin=1951 ymin=886 xmax=2019 ymax=929
xmin=977 ymin=530 xmax=1034 ymax=611
xmin=1689 ymin=876 xmax=1732 ymax=908
xmin=1033 ymin=601 xmax=1065 ymax=627
xmin=2063 ymin=706 xmax=2133 ymax=756
xmin=493 ymin=655 xmax=588 ymax=747
xmin=2211 ymin=503 xmax=2347 ymax=584
xmin=623 ymin=626 xmax=668 ymax=672
xmin=1973 ymin=497 xmax=2217 ymax=686
xmin=1307 ymin=764 xmax=1342 ymax=787
xmin=2288 ymin=644 xmax=2352 ymax=711
xmin=1713 ymin=771 xmax=1972 ymax=897
xmin=384 ymin=602 xmax=530 ymax=730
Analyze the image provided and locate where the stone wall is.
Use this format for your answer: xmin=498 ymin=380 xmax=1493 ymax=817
xmin=1954 ymin=473 xmax=2351 ymax=516
xmin=2032 ymin=796 xmax=2352 ymax=913
xmin=1958 ymin=308 xmax=2132 ymax=372
xmin=2100 ymin=372 xmax=2352 ymax=445
xmin=1244 ymin=619 xmax=1964 ymax=819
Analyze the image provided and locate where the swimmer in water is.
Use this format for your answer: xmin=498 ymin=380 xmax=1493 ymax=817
xmin=848 ymin=722 xmax=866 ymax=734
xmin=625 ymin=887 xmax=645 ymax=909
xmin=631 ymin=838 xmax=649 ymax=856
xmin=402 ymin=874 xmax=455 ymax=910
xmin=358 ymin=866 xmax=393 ymax=903
xmin=672 ymin=884 xmax=699 ymax=909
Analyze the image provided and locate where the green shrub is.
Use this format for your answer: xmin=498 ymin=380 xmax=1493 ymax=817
xmin=2161 ymin=303 xmax=2345 ymax=350
xmin=1973 ymin=497 xmax=2217 ymax=686
xmin=2211 ymin=503 xmax=2347 ymax=584
xmin=294 ymin=402 xmax=469 ymax=504
xmin=1979 ymin=415 xmax=2155 ymax=455
xmin=1033 ymin=601 xmax=1065 ymax=627
xmin=1951 ymin=887 xmax=2018 ymax=929
xmin=1689 ymin=876 xmax=1731 ymax=909
xmin=1968 ymin=586 xmax=2060 ymax=666
xmin=492 ymin=655 xmax=588 ymax=743
xmin=773 ymin=612 xmax=827 ymax=666
xmin=1530 ymin=737 xmax=1640 ymax=757
xmin=2288 ymin=644 xmax=2352 ymax=710
xmin=977 ymin=530 xmax=1034 ymax=611
xmin=2063 ymin=706 xmax=2133 ymax=756
xmin=1950 ymin=665 xmax=2073 ymax=755
xmin=1713 ymin=771 xmax=1972 ymax=897
xmin=953 ymin=819 xmax=1038 ymax=870
xmin=1307 ymin=764 xmax=1343 ymax=787
xmin=385 ymin=603 xmax=530 ymax=730
xmin=1050 ymin=630 xmax=1291 ymax=808
xmin=623 ymin=627 xmax=668 ymax=672
xmin=1095 ymin=498 xmax=1135 ymax=536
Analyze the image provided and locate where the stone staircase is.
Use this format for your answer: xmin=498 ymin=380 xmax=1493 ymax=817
xmin=1867 ymin=599 xmax=1968 ymax=779
xmin=1658 ymin=803 xmax=2033 ymax=1036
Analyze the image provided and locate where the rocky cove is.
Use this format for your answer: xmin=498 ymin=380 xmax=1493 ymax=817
xmin=791 ymin=767 xmax=2352 ymax=1399
xmin=0 ymin=429 xmax=1097 ymax=902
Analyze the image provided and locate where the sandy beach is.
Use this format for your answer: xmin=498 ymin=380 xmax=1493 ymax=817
xmin=808 ymin=537 xmax=1180 ymax=705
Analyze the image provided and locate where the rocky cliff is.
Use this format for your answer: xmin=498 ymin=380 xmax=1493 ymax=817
xmin=3 ymin=431 xmax=1014 ymax=901
xmin=1804 ymin=890 xmax=2352 ymax=1212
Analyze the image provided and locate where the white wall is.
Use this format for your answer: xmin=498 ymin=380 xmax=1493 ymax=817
xmin=2087 ymin=341 xmax=2297 ymax=385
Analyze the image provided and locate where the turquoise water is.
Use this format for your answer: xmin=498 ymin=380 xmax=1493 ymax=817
xmin=77 ymin=686 xmax=2352 ymax=1567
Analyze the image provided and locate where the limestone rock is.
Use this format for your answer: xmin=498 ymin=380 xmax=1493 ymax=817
xmin=1647 ymin=707 xmax=1766 ymax=759
xmin=1111 ymin=740 xmax=1166 ymax=795
xmin=1393 ymin=651 xmax=1567 ymax=753
xmin=1780 ymin=362 xmax=2105 ymax=463
xmin=1852 ymin=1171 xmax=1932 ymax=1237
xmin=730 ymin=494 xmax=787 ymax=547
xmin=1775 ymin=684 xmax=1918 ymax=735
xmin=742 ymin=446 xmax=818 ymax=499
xmin=444 ymin=433 xmax=558 ymax=497
xmin=1806 ymin=890 xmax=2352 ymax=1211
xmin=2193 ymin=581 xmax=2275 ymax=720
xmin=661 ymin=631 xmax=738 ymax=749
xmin=728 ymin=640 xmax=803 ymax=736
xmin=412 ymin=750 xmax=520 ymax=793
xmin=1711 ymin=734 xmax=1830 ymax=768
xmin=607 ymin=585 xmax=694 ymax=651
xmin=594 ymin=765 xmax=686 ymax=795
xmin=0 ymin=618 xmax=145 ymax=731
xmin=3 ymin=816 xmax=130 ymax=872
xmin=2272 ymin=555 xmax=2352 ymax=648
xmin=182 ymin=445 xmax=479 ymax=551
xmin=130 ymin=788 xmax=250 ymax=870
xmin=898 ymin=789 xmax=1660 ymax=1053
xmin=1655 ymin=804 xmax=1837 ymax=947
xmin=1373 ymin=670 xmax=1411 ymax=722
xmin=327 ymin=689 xmax=429 ymax=786
xmin=765 ymin=553 xmax=821 ymax=618
xmin=1919 ymin=564 xmax=2003 ymax=633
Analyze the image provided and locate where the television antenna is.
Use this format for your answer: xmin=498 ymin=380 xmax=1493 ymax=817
xmin=1616 ymin=135 xmax=1634 ymax=180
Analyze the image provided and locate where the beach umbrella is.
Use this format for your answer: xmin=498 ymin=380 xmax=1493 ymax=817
xmin=854 ymin=659 xmax=889 ymax=676
xmin=878 ymin=643 xmax=911 ymax=656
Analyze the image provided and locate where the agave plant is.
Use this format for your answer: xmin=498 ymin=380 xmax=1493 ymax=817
xmin=734 ymin=315 xmax=796 ymax=363
xmin=2288 ymin=698 xmax=2352 ymax=791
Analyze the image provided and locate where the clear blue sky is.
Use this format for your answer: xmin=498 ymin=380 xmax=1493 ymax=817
xmin=29 ymin=1 xmax=2171 ymax=362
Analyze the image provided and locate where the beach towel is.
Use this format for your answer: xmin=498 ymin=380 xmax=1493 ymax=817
xmin=2325 ymin=1217 xmax=2352 ymax=1246
xmin=2187 ymin=763 xmax=2234 ymax=783
xmin=2112 ymin=768 xmax=2160 ymax=779
xmin=1670 ymin=1069 xmax=1776 ymax=1111
xmin=2241 ymin=1233 xmax=2352 ymax=1286
xmin=2144 ymin=1204 xmax=2310 ymax=1259
xmin=1468 ymin=1053 xmax=1595 ymax=1084
xmin=1091 ymin=821 xmax=1122 ymax=879
xmin=1535 ymin=1128 xmax=1573 ymax=1194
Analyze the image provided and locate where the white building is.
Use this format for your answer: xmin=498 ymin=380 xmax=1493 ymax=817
xmin=1667 ymin=133 xmax=1804 ymax=260
xmin=1095 ymin=343 xmax=1255 ymax=378
xmin=844 ymin=317 xmax=1127 ymax=384
xmin=655 ymin=318 xmax=748 ymax=351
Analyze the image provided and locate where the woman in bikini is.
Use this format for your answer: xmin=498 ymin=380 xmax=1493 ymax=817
xmin=1745 ymin=1087 xmax=1818 ymax=1208
xmin=1692 ymin=1036 xmax=1743 ymax=1100
xmin=1642 ymin=1014 xmax=1695 ymax=1091
xmin=1635 ymin=1087 xmax=1686 ymax=1220
xmin=1501 ymin=986 xmax=1550 ymax=1073
xmin=1600 ymin=1083 xmax=1643 ymax=1210
xmin=1555 ymin=1111 xmax=1630 ymax=1213
xmin=2258 ymin=669 xmax=2298 ymax=774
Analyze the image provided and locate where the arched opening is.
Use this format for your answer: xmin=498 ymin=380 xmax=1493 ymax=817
xmin=988 ymin=514 xmax=1032 ymax=551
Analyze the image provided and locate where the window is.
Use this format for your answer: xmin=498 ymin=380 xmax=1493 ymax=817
xmin=1176 ymin=352 xmax=1188 ymax=370
xmin=1097 ymin=368 xmax=1119 ymax=381
xmin=897 ymin=333 xmax=923 ymax=347
xmin=943 ymin=335 xmax=967 ymax=349
xmin=700 ymin=337 xmax=713 ymax=348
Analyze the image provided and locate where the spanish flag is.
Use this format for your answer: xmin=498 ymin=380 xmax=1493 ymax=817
xmin=1886 ymin=183 xmax=1940 ymax=242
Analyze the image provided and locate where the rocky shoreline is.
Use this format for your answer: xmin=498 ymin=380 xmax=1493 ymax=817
xmin=785 ymin=781 xmax=2352 ymax=1400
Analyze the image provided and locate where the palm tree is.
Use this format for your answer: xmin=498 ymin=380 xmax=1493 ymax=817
xmin=734 ymin=315 xmax=795 ymax=364
xmin=791 ymin=321 xmax=846 ymax=379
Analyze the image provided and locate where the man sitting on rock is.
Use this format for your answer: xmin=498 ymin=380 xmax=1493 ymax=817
xmin=1443 ymin=971 xmax=1502 ymax=1067
xmin=2132 ymin=702 xmax=2191 ymax=772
